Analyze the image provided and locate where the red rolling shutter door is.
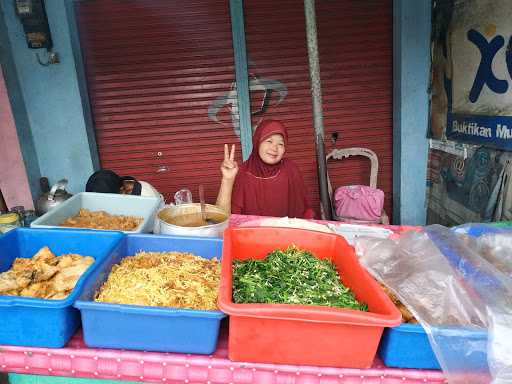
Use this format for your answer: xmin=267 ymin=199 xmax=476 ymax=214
xmin=243 ymin=0 xmax=393 ymax=218
xmin=318 ymin=1 xmax=393 ymax=220
xmin=76 ymin=1 xmax=392 ymax=217
xmin=75 ymin=0 xmax=238 ymax=204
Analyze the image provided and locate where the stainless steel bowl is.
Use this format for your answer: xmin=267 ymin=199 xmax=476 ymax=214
xmin=155 ymin=203 xmax=229 ymax=237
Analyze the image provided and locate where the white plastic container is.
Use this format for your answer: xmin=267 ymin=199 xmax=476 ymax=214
xmin=31 ymin=192 xmax=161 ymax=233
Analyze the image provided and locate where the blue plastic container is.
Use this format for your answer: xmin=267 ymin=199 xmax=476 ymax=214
xmin=0 ymin=228 xmax=124 ymax=347
xmin=379 ymin=323 xmax=488 ymax=370
xmin=379 ymin=324 xmax=440 ymax=369
xmin=74 ymin=234 xmax=226 ymax=354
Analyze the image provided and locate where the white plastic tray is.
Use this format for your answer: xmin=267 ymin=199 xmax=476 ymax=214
xmin=31 ymin=192 xmax=161 ymax=233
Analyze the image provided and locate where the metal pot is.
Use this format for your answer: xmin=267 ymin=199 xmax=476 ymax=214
xmin=36 ymin=178 xmax=73 ymax=216
xmin=155 ymin=203 xmax=229 ymax=237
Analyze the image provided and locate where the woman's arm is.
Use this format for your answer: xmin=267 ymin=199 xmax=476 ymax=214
xmin=215 ymin=144 xmax=239 ymax=214
xmin=216 ymin=177 xmax=235 ymax=214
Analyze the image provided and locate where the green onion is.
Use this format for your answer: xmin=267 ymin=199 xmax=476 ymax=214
xmin=232 ymin=246 xmax=368 ymax=311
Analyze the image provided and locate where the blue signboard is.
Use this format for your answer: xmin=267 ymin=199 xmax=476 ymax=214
xmin=431 ymin=0 xmax=512 ymax=150
xmin=447 ymin=114 xmax=512 ymax=150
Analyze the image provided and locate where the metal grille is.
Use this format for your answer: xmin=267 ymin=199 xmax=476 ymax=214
xmin=76 ymin=0 xmax=393 ymax=216
xmin=243 ymin=0 xmax=393 ymax=218
xmin=75 ymin=0 xmax=238 ymax=203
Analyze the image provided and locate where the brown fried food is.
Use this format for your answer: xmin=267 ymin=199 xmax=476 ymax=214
xmin=1 ymin=289 xmax=20 ymax=296
xmin=32 ymin=246 xmax=58 ymax=265
xmin=12 ymin=259 xmax=60 ymax=283
xmin=19 ymin=281 xmax=52 ymax=298
xmin=11 ymin=246 xmax=60 ymax=284
xmin=0 ymin=247 xmax=95 ymax=300
xmin=0 ymin=270 xmax=19 ymax=293
xmin=379 ymin=282 xmax=417 ymax=323
xmin=15 ymin=271 xmax=33 ymax=289
xmin=45 ymin=290 xmax=71 ymax=300
xmin=60 ymin=208 xmax=143 ymax=231
xmin=52 ymin=255 xmax=94 ymax=293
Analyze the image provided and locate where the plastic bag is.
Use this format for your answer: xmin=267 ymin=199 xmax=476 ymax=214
xmin=355 ymin=230 xmax=487 ymax=326
xmin=450 ymin=223 xmax=512 ymax=383
xmin=453 ymin=223 xmax=512 ymax=277
xmin=355 ymin=224 xmax=512 ymax=384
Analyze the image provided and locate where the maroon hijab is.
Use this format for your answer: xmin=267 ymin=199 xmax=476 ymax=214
xmin=231 ymin=120 xmax=312 ymax=218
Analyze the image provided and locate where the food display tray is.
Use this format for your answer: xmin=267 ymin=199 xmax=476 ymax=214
xmin=31 ymin=192 xmax=161 ymax=233
xmin=74 ymin=233 xmax=226 ymax=354
xmin=378 ymin=323 xmax=488 ymax=370
xmin=218 ymin=226 xmax=401 ymax=368
xmin=0 ymin=228 xmax=123 ymax=347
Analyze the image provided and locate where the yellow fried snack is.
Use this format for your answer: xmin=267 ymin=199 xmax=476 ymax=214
xmin=60 ymin=208 xmax=143 ymax=231
xmin=95 ymin=251 xmax=220 ymax=311
xmin=379 ymin=282 xmax=418 ymax=323
xmin=0 ymin=246 xmax=94 ymax=300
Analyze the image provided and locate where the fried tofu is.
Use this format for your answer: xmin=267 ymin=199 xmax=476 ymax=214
xmin=0 ymin=270 xmax=19 ymax=293
xmin=52 ymin=256 xmax=94 ymax=293
xmin=0 ymin=247 xmax=94 ymax=300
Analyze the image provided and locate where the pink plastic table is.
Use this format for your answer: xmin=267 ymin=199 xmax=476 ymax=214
xmin=0 ymin=329 xmax=446 ymax=384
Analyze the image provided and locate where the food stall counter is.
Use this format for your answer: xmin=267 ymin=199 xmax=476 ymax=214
xmin=0 ymin=215 xmax=445 ymax=383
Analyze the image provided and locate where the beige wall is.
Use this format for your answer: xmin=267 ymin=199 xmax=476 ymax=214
xmin=0 ymin=69 xmax=33 ymax=209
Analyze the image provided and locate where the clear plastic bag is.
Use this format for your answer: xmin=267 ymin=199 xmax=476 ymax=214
xmin=356 ymin=225 xmax=512 ymax=384
xmin=450 ymin=224 xmax=512 ymax=383
xmin=453 ymin=223 xmax=512 ymax=278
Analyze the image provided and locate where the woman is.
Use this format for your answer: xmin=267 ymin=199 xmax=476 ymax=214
xmin=216 ymin=119 xmax=314 ymax=218
xmin=85 ymin=169 xmax=162 ymax=199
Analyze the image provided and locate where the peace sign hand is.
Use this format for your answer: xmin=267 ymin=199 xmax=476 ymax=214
xmin=220 ymin=144 xmax=239 ymax=181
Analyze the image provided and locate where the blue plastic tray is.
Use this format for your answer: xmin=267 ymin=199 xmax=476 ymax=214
xmin=379 ymin=323 xmax=487 ymax=370
xmin=74 ymin=234 xmax=226 ymax=354
xmin=0 ymin=228 xmax=124 ymax=347
xmin=378 ymin=323 xmax=440 ymax=369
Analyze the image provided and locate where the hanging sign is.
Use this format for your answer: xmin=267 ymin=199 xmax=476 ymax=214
xmin=430 ymin=0 xmax=512 ymax=150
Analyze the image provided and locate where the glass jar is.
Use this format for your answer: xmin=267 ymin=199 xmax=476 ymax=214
xmin=174 ymin=189 xmax=193 ymax=205
xmin=9 ymin=206 xmax=25 ymax=223
xmin=23 ymin=210 xmax=37 ymax=227
xmin=0 ymin=212 xmax=21 ymax=234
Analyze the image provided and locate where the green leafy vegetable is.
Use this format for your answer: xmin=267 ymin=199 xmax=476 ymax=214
xmin=232 ymin=246 xmax=368 ymax=311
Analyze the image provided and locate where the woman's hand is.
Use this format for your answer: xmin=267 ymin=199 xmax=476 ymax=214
xmin=221 ymin=144 xmax=239 ymax=180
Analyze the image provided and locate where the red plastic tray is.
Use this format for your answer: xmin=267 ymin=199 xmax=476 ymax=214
xmin=218 ymin=226 xmax=401 ymax=368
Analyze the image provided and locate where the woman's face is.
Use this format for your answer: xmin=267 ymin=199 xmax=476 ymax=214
xmin=258 ymin=133 xmax=285 ymax=165
xmin=120 ymin=180 xmax=135 ymax=194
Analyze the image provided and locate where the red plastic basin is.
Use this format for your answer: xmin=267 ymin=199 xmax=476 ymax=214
xmin=218 ymin=226 xmax=401 ymax=368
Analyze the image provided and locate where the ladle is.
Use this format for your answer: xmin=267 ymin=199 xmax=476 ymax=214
xmin=199 ymin=184 xmax=207 ymax=225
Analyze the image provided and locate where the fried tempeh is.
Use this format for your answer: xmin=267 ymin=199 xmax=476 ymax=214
xmin=0 ymin=247 xmax=94 ymax=300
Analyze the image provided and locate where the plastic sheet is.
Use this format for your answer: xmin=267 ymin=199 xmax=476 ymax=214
xmin=453 ymin=223 xmax=512 ymax=277
xmin=356 ymin=225 xmax=512 ymax=384
xmin=451 ymin=223 xmax=512 ymax=383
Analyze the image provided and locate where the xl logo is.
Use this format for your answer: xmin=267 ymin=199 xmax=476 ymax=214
xmin=468 ymin=29 xmax=512 ymax=103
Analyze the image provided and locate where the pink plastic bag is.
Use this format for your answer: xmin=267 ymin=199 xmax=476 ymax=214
xmin=334 ymin=185 xmax=384 ymax=221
